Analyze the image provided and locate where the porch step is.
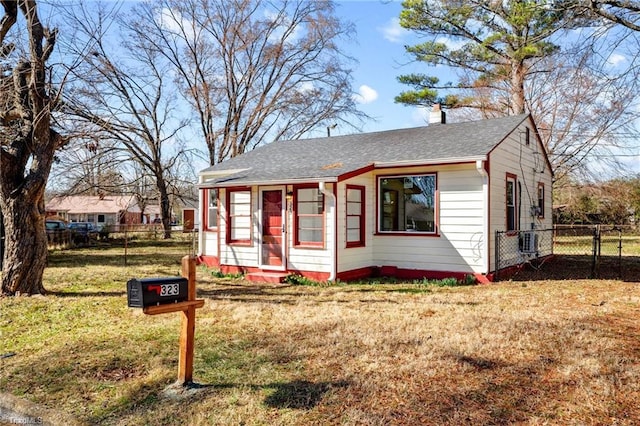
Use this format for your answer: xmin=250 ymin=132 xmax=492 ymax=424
xmin=246 ymin=271 xmax=289 ymax=284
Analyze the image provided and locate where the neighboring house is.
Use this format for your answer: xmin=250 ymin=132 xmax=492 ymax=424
xmin=142 ymin=205 xmax=162 ymax=224
xmin=46 ymin=195 xmax=142 ymax=228
xmin=197 ymin=111 xmax=553 ymax=283
xmin=139 ymin=204 xmax=182 ymax=225
xmin=178 ymin=199 xmax=200 ymax=231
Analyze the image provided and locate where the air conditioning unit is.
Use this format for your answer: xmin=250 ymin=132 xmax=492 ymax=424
xmin=519 ymin=231 xmax=538 ymax=254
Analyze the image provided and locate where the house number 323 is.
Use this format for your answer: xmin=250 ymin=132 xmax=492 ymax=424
xmin=160 ymin=284 xmax=180 ymax=296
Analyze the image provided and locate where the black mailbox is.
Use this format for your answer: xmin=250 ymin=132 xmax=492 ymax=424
xmin=127 ymin=277 xmax=188 ymax=308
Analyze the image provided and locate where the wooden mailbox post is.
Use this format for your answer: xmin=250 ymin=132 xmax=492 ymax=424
xmin=131 ymin=255 xmax=204 ymax=385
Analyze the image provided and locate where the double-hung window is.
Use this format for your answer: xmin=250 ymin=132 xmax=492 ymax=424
xmin=227 ymin=189 xmax=251 ymax=244
xmin=295 ymin=186 xmax=324 ymax=246
xmin=207 ymin=189 xmax=218 ymax=230
xmin=537 ymin=183 xmax=545 ymax=218
xmin=346 ymin=185 xmax=365 ymax=247
xmin=506 ymin=174 xmax=518 ymax=231
xmin=378 ymin=174 xmax=436 ymax=234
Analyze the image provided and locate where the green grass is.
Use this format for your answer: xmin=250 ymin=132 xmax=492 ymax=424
xmin=553 ymin=234 xmax=640 ymax=256
xmin=2 ymin=243 xmax=640 ymax=425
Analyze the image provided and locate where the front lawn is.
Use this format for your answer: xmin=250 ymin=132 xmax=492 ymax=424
xmin=1 ymin=246 xmax=639 ymax=425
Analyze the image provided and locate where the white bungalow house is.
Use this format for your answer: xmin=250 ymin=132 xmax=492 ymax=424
xmin=197 ymin=112 xmax=553 ymax=283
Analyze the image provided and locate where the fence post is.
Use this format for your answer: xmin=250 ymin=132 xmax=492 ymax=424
xmin=178 ymin=255 xmax=198 ymax=385
xmin=591 ymin=225 xmax=600 ymax=278
xmin=617 ymin=227 xmax=623 ymax=280
xmin=494 ymin=230 xmax=500 ymax=282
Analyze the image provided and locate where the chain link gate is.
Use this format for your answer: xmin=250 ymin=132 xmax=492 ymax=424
xmin=495 ymin=226 xmax=640 ymax=281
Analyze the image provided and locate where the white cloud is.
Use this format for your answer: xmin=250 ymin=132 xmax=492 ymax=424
xmin=378 ymin=17 xmax=407 ymax=43
xmin=607 ymin=53 xmax=627 ymax=67
xmin=297 ymin=81 xmax=315 ymax=94
xmin=353 ymin=85 xmax=378 ymax=104
xmin=264 ymin=9 xmax=302 ymax=44
xmin=156 ymin=7 xmax=194 ymax=35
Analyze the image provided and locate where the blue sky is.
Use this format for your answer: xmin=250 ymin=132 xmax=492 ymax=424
xmin=334 ymin=2 xmax=640 ymax=175
xmin=39 ymin=0 xmax=638 ymax=176
xmin=332 ymin=0 xmax=435 ymax=135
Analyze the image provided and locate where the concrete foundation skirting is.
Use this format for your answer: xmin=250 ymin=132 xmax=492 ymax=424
xmin=0 ymin=393 xmax=82 ymax=426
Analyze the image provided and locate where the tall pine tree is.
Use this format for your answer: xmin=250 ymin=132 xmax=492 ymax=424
xmin=396 ymin=0 xmax=572 ymax=115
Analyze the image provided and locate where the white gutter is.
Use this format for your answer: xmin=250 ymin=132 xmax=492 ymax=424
xmin=197 ymin=176 xmax=339 ymax=189
xmin=476 ymin=160 xmax=490 ymax=274
xmin=319 ymin=181 xmax=336 ymax=281
xmin=375 ymin=156 xmax=486 ymax=169
xmin=199 ymin=168 xmax=250 ymax=180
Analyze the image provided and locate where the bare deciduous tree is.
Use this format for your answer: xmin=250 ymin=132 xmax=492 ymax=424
xmin=48 ymin=137 xmax=125 ymax=196
xmin=128 ymin=0 xmax=365 ymax=166
xmin=570 ymin=0 xmax=640 ymax=31
xmin=62 ymin=3 xmax=195 ymax=238
xmin=397 ymin=1 xmax=640 ymax=180
xmin=527 ymin=39 xmax=640 ymax=182
xmin=0 ymin=0 xmax=63 ymax=295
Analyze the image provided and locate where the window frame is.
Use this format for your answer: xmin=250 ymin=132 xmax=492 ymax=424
xmin=205 ymin=188 xmax=219 ymax=231
xmin=293 ymin=185 xmax=325 ymax=248
xmin=377 ymin=173 xmax=438 ymax=235
xmin=537 ymin=182 xmax=545 ymax=219
xmin=506 ymin=173 xmax=518 ymax=232
xmin=225 ymin=188 xmax=252 ymax=245
xmin=345 ymin=185 xmax=365 ymax=248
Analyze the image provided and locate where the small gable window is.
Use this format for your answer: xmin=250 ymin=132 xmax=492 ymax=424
xmin=378 ymin=174 xmax=436 ymax=234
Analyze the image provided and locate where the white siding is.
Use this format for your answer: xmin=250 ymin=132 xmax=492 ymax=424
xmin=487 ymin=118 xmax=553 ymax=271
xmin=198 ymin=185 xmax=219 ymax=259
xmin=202 ymin=231 xmax=218 ymax=258
xmin=336 ymin=175 xmax=375 ymax=273
xmin=217 ymin=187 xmax=259 ymax=267
xmin=197 ymin=116 xmax=553 ymax=278
xmin=370 ymin=165 xmax=486 ymax=274
xmin=338 ymin=166 xmax=488 ymax=275
xmin=286 ymin=183 xmax=334 ymax=274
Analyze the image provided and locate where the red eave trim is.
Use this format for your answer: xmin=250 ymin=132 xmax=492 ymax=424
xmin=337 ymin=164 xmax=375 ymax=182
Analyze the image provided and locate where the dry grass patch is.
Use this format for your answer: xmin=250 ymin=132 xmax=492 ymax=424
xmin=1 ymin=246 xmax=640 ymax=425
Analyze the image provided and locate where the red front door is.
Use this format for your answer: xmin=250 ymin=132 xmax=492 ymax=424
xmin=261 ymin=189 xmax=285 ymax=268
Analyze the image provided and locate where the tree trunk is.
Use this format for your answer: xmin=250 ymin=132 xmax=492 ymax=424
xmin=157 ymin=178 xmax=172 ymax=239
xmin=1 ymin=191 xmax=48 ymax=295
xmin=0 ymin=1 xmax=59 ymax=296
xmin=510 ymin=61 xmax=527 ymax=115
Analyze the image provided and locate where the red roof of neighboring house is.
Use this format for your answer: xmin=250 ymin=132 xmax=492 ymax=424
xmin=46 ymin=195 xmax=141 ymax=215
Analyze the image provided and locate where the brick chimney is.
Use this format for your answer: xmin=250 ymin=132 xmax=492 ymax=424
xmin=429 ymin=103 xmax=446 ymax=125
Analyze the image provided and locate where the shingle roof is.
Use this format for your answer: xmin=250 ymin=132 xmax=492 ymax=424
xmin=200 ymin=114 xmax=529 ymax=186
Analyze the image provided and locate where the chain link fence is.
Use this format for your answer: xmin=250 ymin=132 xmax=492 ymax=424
xmin=48 ymin=223 xmax=640 ymax=281
xmin=495 ymin=229 xmax=554 ymax=281
xmin=496 ymin=225 xmax=640 ymax=281
xmin=47 ymin=224 xmax=198 ymax=266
